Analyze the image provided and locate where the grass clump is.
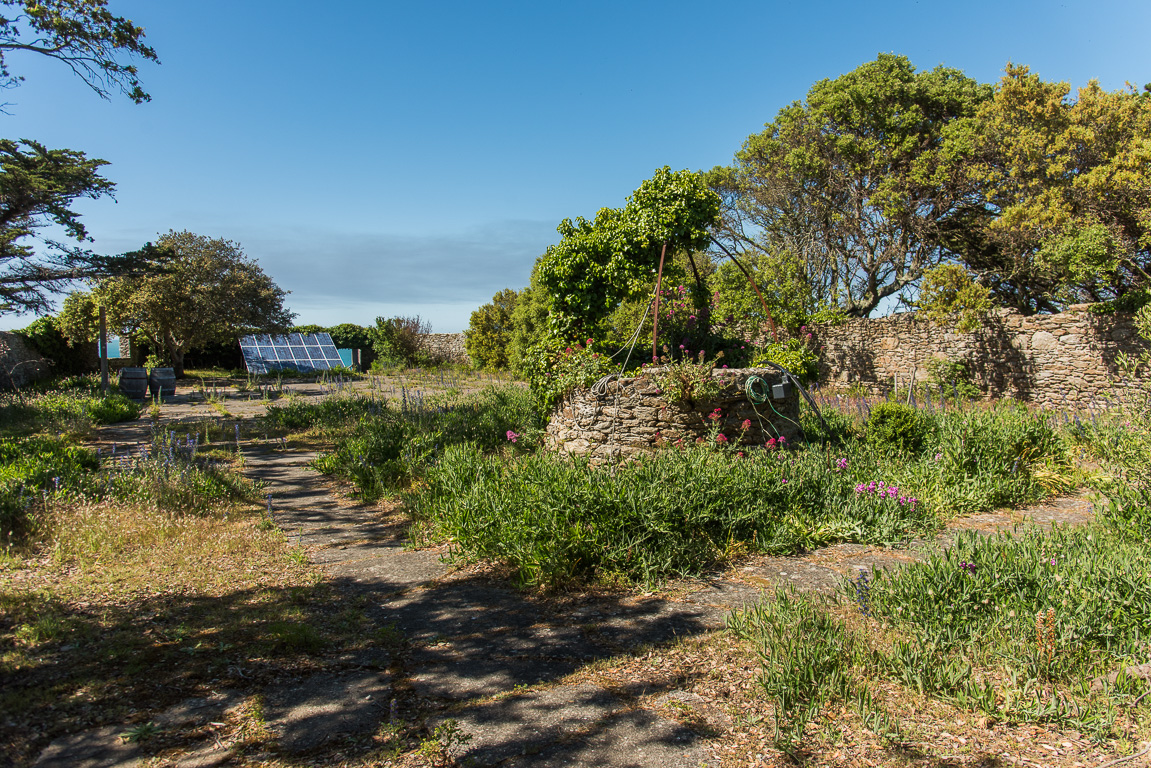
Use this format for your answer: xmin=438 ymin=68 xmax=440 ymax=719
xmin=727 ymin=590 xmax=901 ymax=755
xmin=727 ymin=520 xmax=1151 ymax=755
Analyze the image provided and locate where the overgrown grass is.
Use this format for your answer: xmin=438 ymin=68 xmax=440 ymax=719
xmin=724 ymin=382 xmax=1151 ymax=755
xmin=805 ymin=396 xmax=1073 ymax=515
xmin=405 ymin=399 xmax=1071 ymax=588
xmin=411 ymin=443 xmax=936 ymax=587
xmin=2 ymin=428 xmax=260 ymax=548
xmin=727 ymin=511 xmax=1151 ymax=753
xmin=270 ymin=385 xmax=539 ymax=501
xmin=0 ymin=375 xmax=140 ymax=437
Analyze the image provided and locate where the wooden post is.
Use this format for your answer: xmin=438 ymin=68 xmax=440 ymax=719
xmin=651 ymin=242 xmax=668 ymax=363
xmin=99 ymin=305 xmax=109 ymax=395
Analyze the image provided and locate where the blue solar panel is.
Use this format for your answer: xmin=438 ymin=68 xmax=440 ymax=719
xmin=238 ymin=332 xmax=342 ymax=374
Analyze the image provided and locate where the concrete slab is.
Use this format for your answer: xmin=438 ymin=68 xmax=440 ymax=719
xmin=682 ymin=580 xmax=763 ymax=611
xmin=408 ymin=648 xmax=584 ymax=701
xmin=588 ymin=598 xmax=723 ymax=650
xmin=377 ymin=582 xmax=542 ymax=641
xmin=327 ymin=548 xmax=450 ymax=592
xmin=501 ymin=708 xmax=715 ymax=768
xmin=32 ymin=726 xmax=141 ymax=768
xmin=262 ymin=670 xmax=391 ymax=754
xmin=435 ymin=684 xmax=622 ymax=766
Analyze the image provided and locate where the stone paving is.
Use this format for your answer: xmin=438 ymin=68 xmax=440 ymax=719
xmin=32 ymin=378 xmax=1098 ymax=767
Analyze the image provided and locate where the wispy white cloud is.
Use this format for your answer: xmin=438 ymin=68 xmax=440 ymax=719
xmin=240 ymin=220 xmax=557 ymax=325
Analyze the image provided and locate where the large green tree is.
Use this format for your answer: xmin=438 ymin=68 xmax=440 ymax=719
xmin=0 ymin=138 xmax=116 ymax=314
xmin=535 ymin=166 xmax=721 ymax=342
xmin=0 ymin=1 xmax=158 ymax=316
xmin=0 ymin=0 xmax=158 ymax=103
xmin=937 ymin=65 xmax=1151 ymax=312
xmin=715 ymin=54 xmax=992 ymax=317
xmin=95 ymin=231 xmax=295 ymax=377
xmin=465 ymin=288 xmax=517 ymax=370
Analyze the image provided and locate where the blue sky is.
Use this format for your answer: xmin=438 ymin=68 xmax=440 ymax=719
xmin=3 ymin=0 xmax=1149 ymax=332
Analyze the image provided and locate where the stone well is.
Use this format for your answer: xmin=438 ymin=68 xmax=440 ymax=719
xmin=545 ymin=367 xmax=803 ymax=465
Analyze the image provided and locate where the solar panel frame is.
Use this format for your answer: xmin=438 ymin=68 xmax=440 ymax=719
xmin=238 ymin=332 xmax=342 ymax=375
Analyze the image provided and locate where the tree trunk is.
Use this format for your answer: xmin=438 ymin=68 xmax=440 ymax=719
xmin=170 ymin=349 xmax=185 ymax=378
xmin=164 ymin=333 xmax=186 ymax=378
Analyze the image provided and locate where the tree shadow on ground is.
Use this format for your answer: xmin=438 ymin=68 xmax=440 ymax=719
xmin=3 ymin=568 xmax=723 ymax=767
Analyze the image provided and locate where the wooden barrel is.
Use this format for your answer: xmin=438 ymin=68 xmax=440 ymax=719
xmin=148 ymin=367 xmax=176 ymax=398
xmin=118 ymin=367 xmax=148 ymax=400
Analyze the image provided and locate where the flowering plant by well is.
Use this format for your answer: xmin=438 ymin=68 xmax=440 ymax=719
xmin=644 ymin=347 xmax=728 ymax=406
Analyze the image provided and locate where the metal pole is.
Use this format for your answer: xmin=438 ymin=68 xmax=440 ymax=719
xmin=99 ymin=305 xmax=109 ymax=395
xmin=651 ymin=242 xmax=668 ymax=363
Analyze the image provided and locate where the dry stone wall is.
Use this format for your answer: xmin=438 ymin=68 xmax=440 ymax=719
xmin=546 ymin=368 xmax=801 ymax=465
xmin=811 ymin=305 xmax=1147 ymax=408
xmin=418 ymin=333 xmax=470 ymax=365
xmin=0 ymin=331 xmax=51 ymax=388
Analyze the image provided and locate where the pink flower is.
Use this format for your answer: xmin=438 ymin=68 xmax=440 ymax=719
xmin=587 ymin=338 xmax=594 ymax=345
xmin=741 ymin=419 xmax=751 ymax=431
xmin=716 ymin=434 xmax=728 ymax=444
xmin=506 ymin=430 xmax=519 ymax=443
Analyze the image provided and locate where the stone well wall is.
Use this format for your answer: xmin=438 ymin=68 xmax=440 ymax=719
xmin=418 ymin=333 xmax=470 ymax=365
xmin=545 ymin=368 xmax=801 ymax=465
xmin=811 ymin=305 xmax=1147 ymax=409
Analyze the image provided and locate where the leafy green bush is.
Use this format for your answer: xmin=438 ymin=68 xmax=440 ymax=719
xmin=866 ymin=401 xmax=927 ymax=453
xmin=645 ymin=348 xmax=726 ymax=405
xmin=524 ymin=339 xmax=615 ymax=415
xmin=465 ymin=288 xmax=517 ymax=370
xmin=369 ymin=315 xmax=432 ymax=368
xmin=753 ymin=335 xmax=819 ymax=384
xmin=16 ymin=316 xmax=90 ymax=376
xmin=0 ymin=435 xmax=97 ymax=534
xmin=923 ymin=356 xmax=982 ymax=401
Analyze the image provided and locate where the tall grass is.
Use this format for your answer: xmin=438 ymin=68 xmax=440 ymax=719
xmin=803 ymin=397 xmax=1072 ymax=514
xmin=0 ymin=375 xmax=140 ymax=437
xmin=410 ymin=443 xmax=937 ymax=587
xmin=278 ymin=385 xmax=539 ymax=501
xmin=3 ymin=429 xmax=260 ymax=549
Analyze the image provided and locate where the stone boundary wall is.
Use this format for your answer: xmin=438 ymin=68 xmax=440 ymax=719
xmin=0 ymin=331 xmax=52 ymax=388
xmin=811 ymin=305 xmax=1147 ymax=408
xmin=418 ymin=333 xmax=470 ymax=365
xmin=546 ymin=368 xmax=801 ymax=465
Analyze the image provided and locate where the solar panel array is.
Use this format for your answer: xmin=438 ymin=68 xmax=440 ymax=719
xmin=238 ymin=333 xmax=344 ymax=374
